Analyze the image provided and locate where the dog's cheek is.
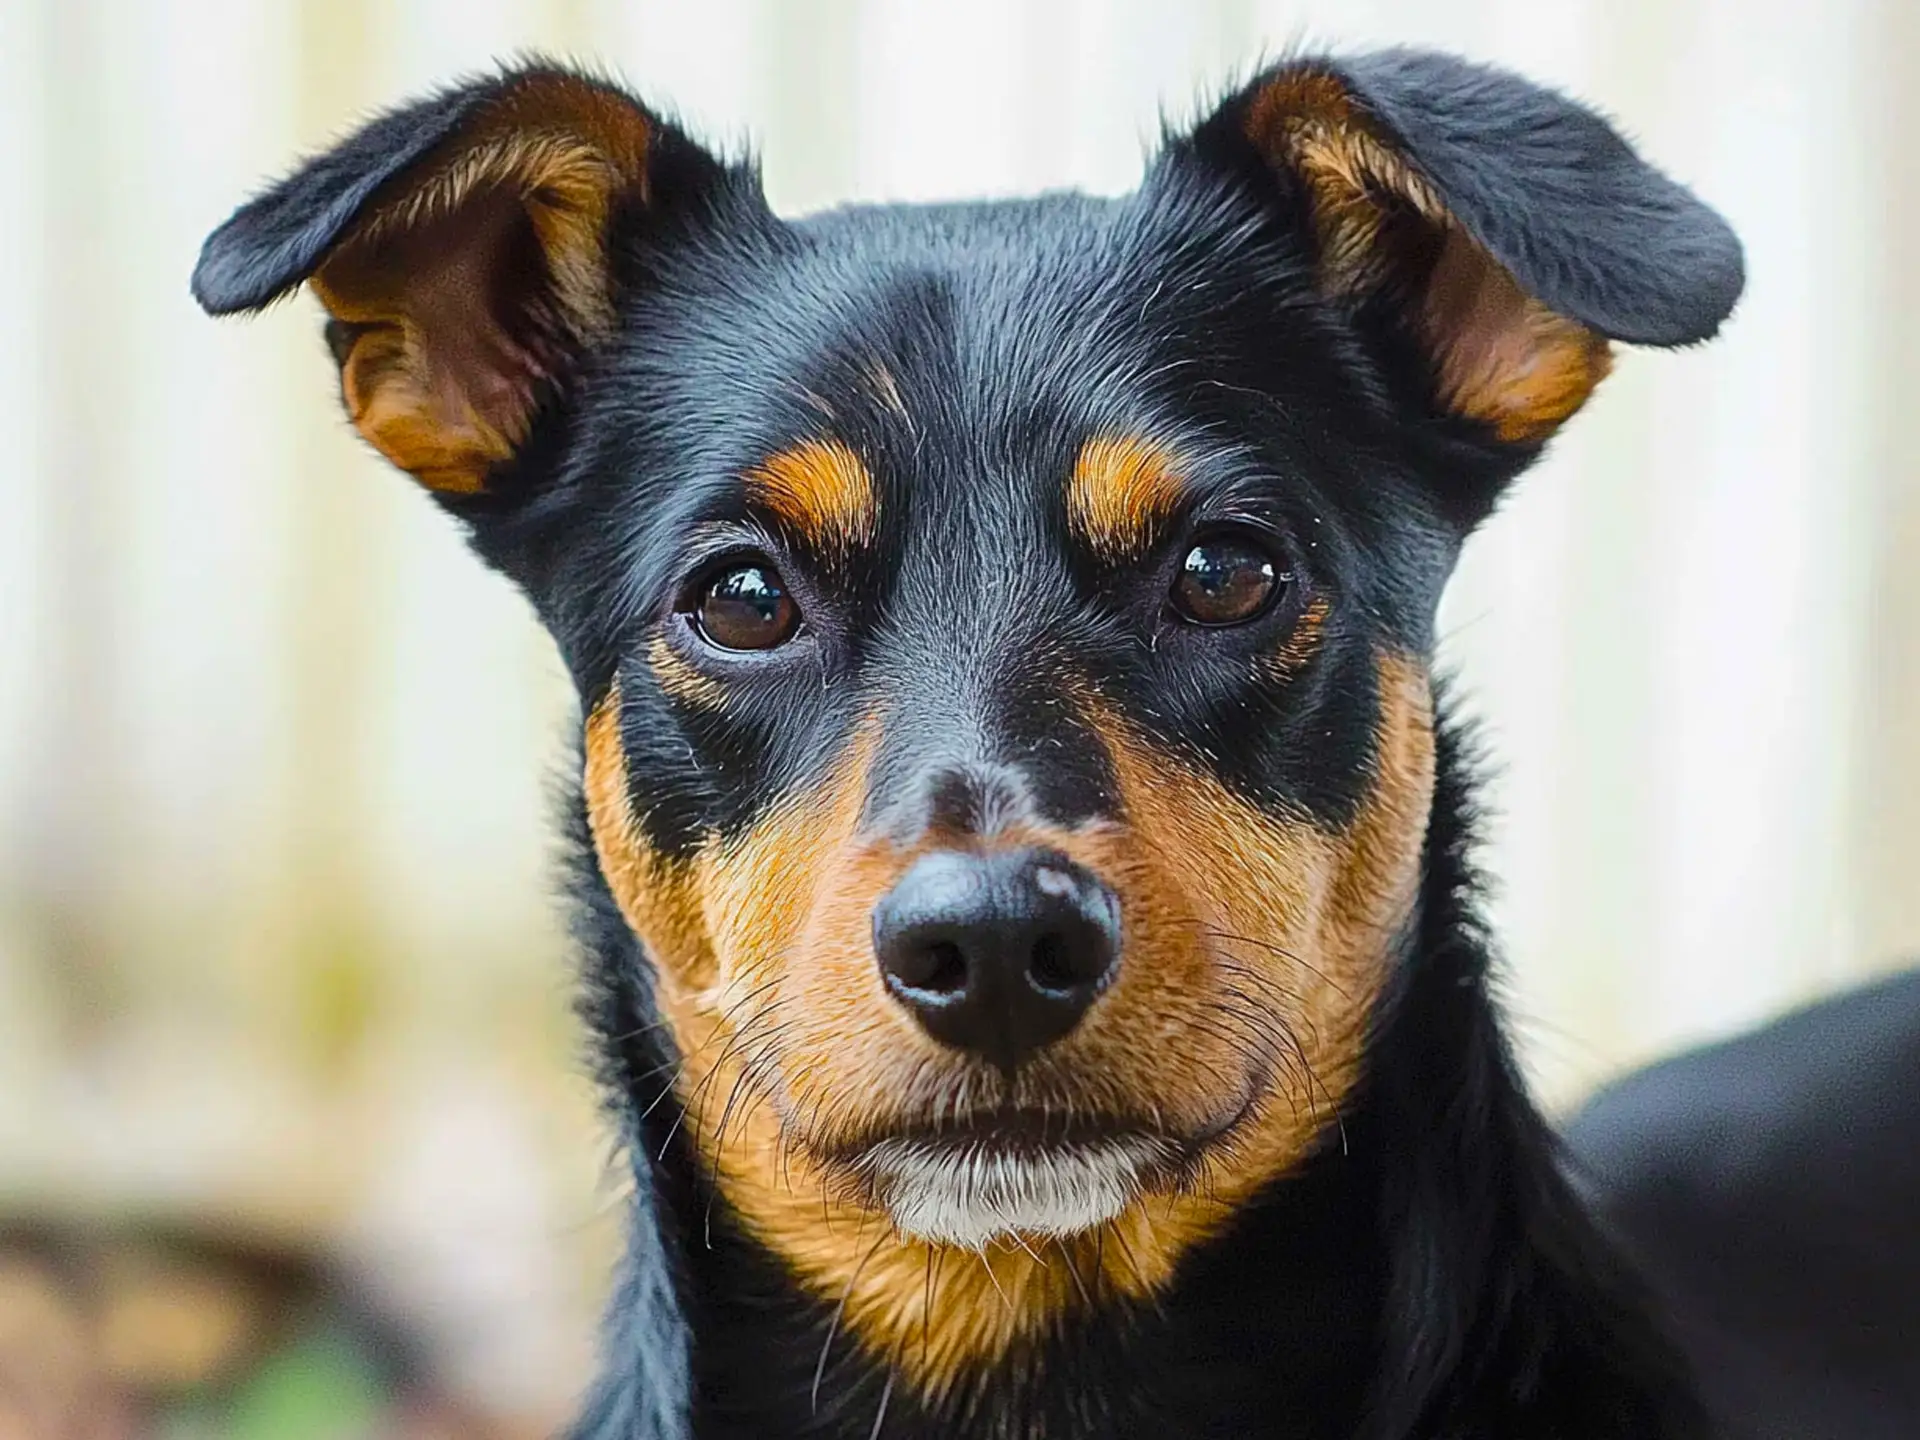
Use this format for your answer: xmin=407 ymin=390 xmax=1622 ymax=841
xmin=1095 ymin=650 xmax=1435 ymax=1203
xmin=587 ymin=689 xmax=899 ymax=1163
xmin=1038 ymin=840 xmax=1255 ymax=1131
xmin=652 ymin=721 xmax=879 ymax=1128
xmin=583 ymin=689 xmax=869 ymax=1104
xmin=1316 ymin=651 xmax=1437 ymax=979
xmin=1091 ymin=720 xmax=1345 ymax=1140
xmin=771 ymin=837 xmax=937 ymax=1149
xmin=1209 ymin=651 xmax=1433 ymax=1203
xmin=681 ymin=730 xmax=886 ymax=1125
xmin=583 ymin=689 xmax=712 ymax=989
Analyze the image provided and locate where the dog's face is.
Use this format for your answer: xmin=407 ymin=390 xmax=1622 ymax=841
xmin=197 ymin=51 xmax=1738 ymax=1389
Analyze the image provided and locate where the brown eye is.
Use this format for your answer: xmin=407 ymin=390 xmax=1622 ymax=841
xmin=1172 ymin=535 xmax=1284 ymax=626
xmin=693 ymin=561 xmax=799 ymax=651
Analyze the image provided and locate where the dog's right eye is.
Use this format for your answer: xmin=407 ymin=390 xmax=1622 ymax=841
xmin=1171 ymin=533 xmax=1287 ymax=627
xmin=689 ymin=560 xmax=800 ymax=651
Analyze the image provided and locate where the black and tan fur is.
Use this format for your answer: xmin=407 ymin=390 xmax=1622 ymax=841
xmin=194 ymin=47 xmax=1744 ymax=1439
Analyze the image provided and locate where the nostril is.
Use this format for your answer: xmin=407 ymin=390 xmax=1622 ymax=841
xmin=1025 ymin=918 xmax=1117 ymax=995
xmin=1028 ymin=931 xmax=1075 ymax=992
xmin=884 ymin=935 xmax=970 ymax=995
xmin=917 ymin=940 xmax=968 ymax=996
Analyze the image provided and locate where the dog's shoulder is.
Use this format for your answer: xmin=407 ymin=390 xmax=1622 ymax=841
xmin=1567 ymin=969 xmax=1920 ymax=1439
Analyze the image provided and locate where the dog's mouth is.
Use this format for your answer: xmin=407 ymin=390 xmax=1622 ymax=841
xmin=811 ymin=1105 xmax=1249 ymax=1247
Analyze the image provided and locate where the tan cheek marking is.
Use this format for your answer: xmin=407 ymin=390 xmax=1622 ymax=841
xmin=744 ymin=439 xmax=878 ymax=552
xmin=582 ymin=689 xmax=713 ymax=990
xmin=1065 ymin=435 xmax=1188 ymax=562
xmin=1243 ymin=69 xmax=1609 ymax=443
xmin=1258 ymin=592 xmax=1333 ymax=682
xmin=1078 ymin=651 xmax=1436 ymax=1278
xmin=646 ymin=634 xmax=727 ymax=710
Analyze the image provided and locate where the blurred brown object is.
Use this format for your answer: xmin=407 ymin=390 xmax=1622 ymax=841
xmin=0 ymin=1250 xmax=121 ymax=1440
xmin=0 ymin=1221 xmax=294 ymax=1439
xmin=0 ymin=1218 xmax=534 ymax=1440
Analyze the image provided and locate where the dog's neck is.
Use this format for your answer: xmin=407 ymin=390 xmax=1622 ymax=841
xmin=564 ymin=716 xmax=1704 ymax=1440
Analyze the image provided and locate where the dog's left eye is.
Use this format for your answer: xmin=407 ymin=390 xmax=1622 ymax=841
xmin=1171 ymin=534 xmax=1287 ymax=626
xmin=690 ymin=560 xmax=800 ymax=651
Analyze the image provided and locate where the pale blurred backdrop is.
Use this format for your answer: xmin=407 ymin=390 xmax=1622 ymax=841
xmin=2 ymin=0 xmax=1916 ymax=1432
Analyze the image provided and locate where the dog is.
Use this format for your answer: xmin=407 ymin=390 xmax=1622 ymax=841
xmin=1568 ymin=967 xmax=1920 ymax=1440
xmin=193 ymin=48 xmax=1744 ymax=1439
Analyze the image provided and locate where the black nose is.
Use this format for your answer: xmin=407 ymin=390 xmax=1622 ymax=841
xmin=872 ymin=847 xmax=1121 ymax=1070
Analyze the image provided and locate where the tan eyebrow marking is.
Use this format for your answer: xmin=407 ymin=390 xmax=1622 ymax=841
xmin=743 ymin=438 xmax=878 ymax=551
xmin=1065 ymin=434 xmax=1189 ymax=561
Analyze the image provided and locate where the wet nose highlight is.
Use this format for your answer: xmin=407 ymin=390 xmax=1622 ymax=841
xmin=871 ymin=846 xmax=1121 ymax=1070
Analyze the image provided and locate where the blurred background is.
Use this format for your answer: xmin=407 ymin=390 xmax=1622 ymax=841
xmin=1 ymin=0 xmax=1915 ymax=1433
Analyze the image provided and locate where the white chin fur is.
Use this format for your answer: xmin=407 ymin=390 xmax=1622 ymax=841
xmin=868 ymin=1138 xmax=1159 ymax=1248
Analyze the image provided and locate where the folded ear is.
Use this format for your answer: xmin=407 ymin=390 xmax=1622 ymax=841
xmin=1193 ymin=49 xmax=1744 ymax=446
xmin=193 ymin=63 xmax=727 ymax=496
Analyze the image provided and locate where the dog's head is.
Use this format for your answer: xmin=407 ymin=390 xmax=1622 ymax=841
xmin=196 ymin=51 xmax=1739 ymax=1386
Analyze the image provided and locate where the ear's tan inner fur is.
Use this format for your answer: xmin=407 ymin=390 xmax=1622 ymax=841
xmin=582 ymin=654 xmax=1435 ymax=1395
xmin=1243 ymin=67 xmax=1612 ymax=442
xmin=309 ymin=75 xmax=653 ymax=493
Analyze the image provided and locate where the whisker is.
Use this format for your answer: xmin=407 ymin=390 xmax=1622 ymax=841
xmin=1055 ymin=1236 xmax=1093 ymax=1310
xmin=640 ymin=977 xmax=786 ymax=1140
xmin=709 ymin=973 xmax=787 ymax=1032
xmin=813 ymin=1224 xmax=886 ymax=1414
xmin=704 ymin=1043 xmax=777 ymax=1248
xmin=680 ymin=998 xmax=791 ymax=1128
xmin=1010 ymin=1231 xmax=1049 ymax=1270
xmin=1105 ymin=1222 xmax=1156 ymax=1308
xmin=920 ymin=1244 xmax=936 ymax=1371
xmin=637 ymin=1063 xmax=689 ymax=1124
xmin=600 ymin=1011 xmax=676 ymax=1046
xmin=866 ymin=1367 xmax=896 ymax=1440
xmin=1211 ymin=959 xmax=1315 ymax=1008
xmin=1204 ymin=929 xmax=1351 ymax=998
xmin=976 ymin=1248 xmax=1013 ymax=1313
